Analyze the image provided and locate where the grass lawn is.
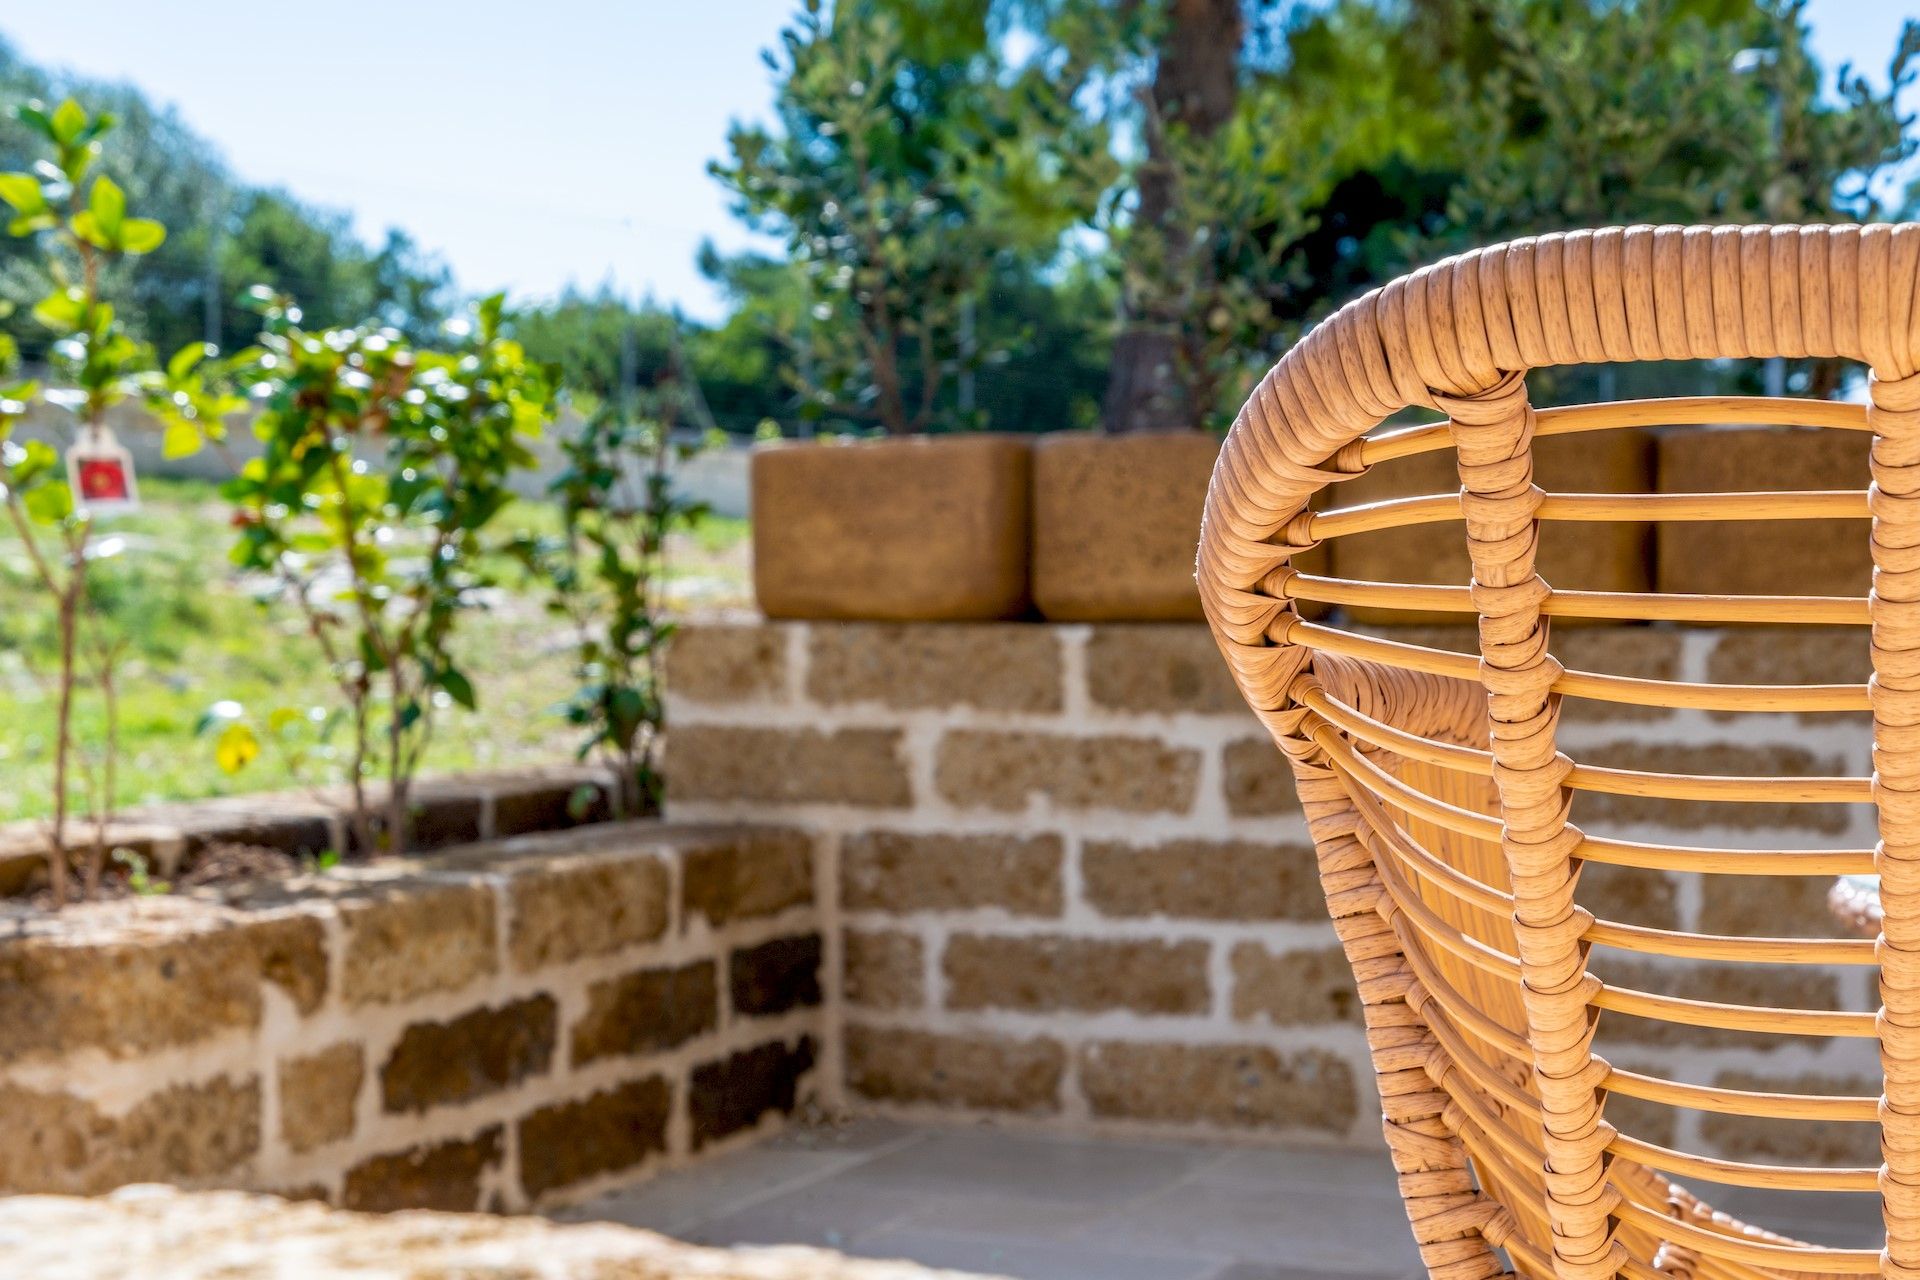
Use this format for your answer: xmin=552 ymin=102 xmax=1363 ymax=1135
xmin=0 ymin=477 xmax=750 ymax=823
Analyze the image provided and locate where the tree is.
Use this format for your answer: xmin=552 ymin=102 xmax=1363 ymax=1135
xmin=1101 ymin=0 xmax=1243 ymax=433
xmin=368 ymin=229 xmax=455 ymax=345
xmin=971 ymin=258 xmax=1114 ymax=432
xmin=213 ymin=191 xmax=453 ymax=353
xmin=693 ymin=247 xmax=814 ymax=434
xmin=1090 ymin=0 xmax=1920 ymax=423
xmin=712 ymin=0 xmax=1109 ymax=435
xmin=514 ymin=286 xmax=680 ymax=410
xmin=1439 ymin=0 xmax=1918 ymax=242
xmin=1427 ymin=0 xmax=1917 ymax=398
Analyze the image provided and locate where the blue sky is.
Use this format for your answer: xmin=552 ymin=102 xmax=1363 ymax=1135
xmin=1 ymin=1 xmax=1911 ymax=321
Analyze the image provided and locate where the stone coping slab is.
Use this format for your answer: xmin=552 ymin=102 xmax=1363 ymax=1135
xmin=0 ymin=764 xmax=625 ymax=896
xmin=0 ymin=1185 xmax=999 ymax=1279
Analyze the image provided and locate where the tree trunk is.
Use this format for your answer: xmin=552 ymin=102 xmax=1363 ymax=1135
xmin=1102 ymin=0 xmax=1243 ymax=434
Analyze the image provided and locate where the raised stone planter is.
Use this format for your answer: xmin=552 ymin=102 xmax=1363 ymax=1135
xmin=1029 ymin=432 xmax=1219 ymax=621
xmin=1026 ymin=431 xmax=1333 ymax=622
xmin=752 ymin=436 xmax=1031 ymax=621
xmin=0 ymin=821 xmax=827 ymax=1211
xmin=0 ymin=619 xmax=1883 ymax=1211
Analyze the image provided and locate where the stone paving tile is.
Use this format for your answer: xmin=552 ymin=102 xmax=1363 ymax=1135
xmin=1187 ymin=1144 xmax=1403 ymax=1198
xmin=835 ymin=1128 xmax=1213 ymax=1205
xmin=1201 ymin=1267 xmax=1409 ymax=1280
xmin=848 ymin=1228 xmax=1224 ymax=1280
xmin=1080 ymin=1180 xmax=1423 ymax=1275
xmin=761 ymin=1116 xmax=928 ymax=1154
xmin=554 ymin=1122 xmax=1420 ymax=1279
xmin=679 ymin=1176 xmax=930 ymax=1251
xmin=552 ymin=1145 xmax=871 ymax=1236
xmin=888 ymin=1194 xmax=1119 ymax=1243
xmin=558 ymin=1120 xmax=1895 ymax=1279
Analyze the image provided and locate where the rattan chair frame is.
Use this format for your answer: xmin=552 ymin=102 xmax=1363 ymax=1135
xmin=1195 ymin=223 xmax=1920 ymax=1279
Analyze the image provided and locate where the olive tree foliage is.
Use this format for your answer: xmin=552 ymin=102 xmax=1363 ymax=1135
xmin=1427 ymin=0 xmax=1917 ymax=398
xmin=1092 ymin=0 xmax=1920 ymax=421
xmin=1097 ymin=0 xmax=1246 ymax=434
xmin=711 ymin=0 xmax=1112 ymax=435
xmin=1101 ymin=61 xmax=1337 ymax=432
xmin=1441 ymin=0 xmax=1918 ymax=239
xmin=1069 ymin=0 xmax=1460 ymax=432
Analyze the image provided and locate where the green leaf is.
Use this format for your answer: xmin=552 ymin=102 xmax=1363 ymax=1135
xmin=436 ymin=665 xmax=477 ymax=710
xmin=167 ymin=343 xmax=212 ymax=381
xmin=193 ymin=701 xmax=244 ymax=736
xmin=566 ymin=784 xmax=600 ymax=821
xmin=8 ymin=437 xmax=58 ymax=484
xmin=69 ymin=211 xmax=111 ymax=250
xmin=49 ymin=99 xmax=86 ymax=146
xmin=88 ymin=175 xmax=125 ymax=239
xmin=77 ymin=111 xmax=116 ymax=145
xmin=609 ymin=686 xmax=646 ymax=738
xmin=0 ymin=379 xmax=36 ymax=420
xmin=21 ymin=480 xmax=73 ymax=524
xmin=13 ymin=103 xmax=54 ymax=143
xmin=162 ymin=419 xmax=201 ymax=460
xmin=476 ymin=292 xmax=506 ymax=339
xmin=215 ymin=721 xmax=261 ymax=774
xmin=6 ymin=210 xmax=56 ymax=237
xmin=31 ymin=289 xmax=86 ymax=333
xmin=118 ymin=218 xmax=165 ymax=254
xmin=0 ymin=173 xmax=44 ymax=215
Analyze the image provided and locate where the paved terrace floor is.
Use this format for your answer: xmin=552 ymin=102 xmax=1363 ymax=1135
xmin=551 ymin=1120 xmax=1888 ymax=1280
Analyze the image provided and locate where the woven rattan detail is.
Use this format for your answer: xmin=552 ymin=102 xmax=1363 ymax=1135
xmin=1197 ymin=224 xmax=1920 ymax=1279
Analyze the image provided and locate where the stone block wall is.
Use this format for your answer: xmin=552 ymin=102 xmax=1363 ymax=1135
xmin=0 ymin=823 xmax=826 ymax=1210
xmin=666 ymin=620 xmax=1881 ymax=1163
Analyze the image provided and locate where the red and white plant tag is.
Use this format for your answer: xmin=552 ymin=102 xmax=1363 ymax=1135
xmin=68 ymin=425 xmax=139 ymax=516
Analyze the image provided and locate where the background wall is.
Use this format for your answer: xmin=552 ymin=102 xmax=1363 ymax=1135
xmin=666 ymin=620 xmax=1881 ymax=1165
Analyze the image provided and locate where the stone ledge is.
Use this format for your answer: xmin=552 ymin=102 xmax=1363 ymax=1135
xmin=0 ymin=764 xmax=624 ymax=897
xmin=0 ymin=1186 xmax=993 ymax=1278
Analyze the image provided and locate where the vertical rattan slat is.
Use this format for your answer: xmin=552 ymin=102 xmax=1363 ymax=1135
xmin=1871 ymin=358 xmax=1920 ymax=1279
xmin=1443 ymin=370 xmax=1620 ymax=1279
xmin=1197 ymin=222 xmax=1920 ymax=1279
